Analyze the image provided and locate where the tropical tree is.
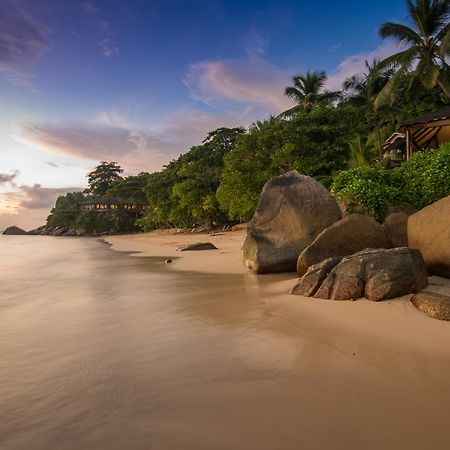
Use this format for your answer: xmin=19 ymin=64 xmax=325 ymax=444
xmin=377 ymin=0 xmax=450 ymax=106
xmin=279 ymin=70 xmax=340 ymax=117
xmin=86 ymin=161 xmax=124 ymax=196
xmin=106 ymin=172 xmax=149 ymax=204
xmin=344 ymin=60 xmax=395 ymax=157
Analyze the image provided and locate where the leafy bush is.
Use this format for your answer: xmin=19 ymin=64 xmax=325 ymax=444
xmin=398 ymin=143 xmax=450 ymax=209
xmin=331 ymin=143 xmax=450 ymax=221
xmin=331 ymin=166 xmax=405 ymax=221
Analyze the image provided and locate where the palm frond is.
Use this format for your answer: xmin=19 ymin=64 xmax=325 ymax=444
xmin=284 ymin=86 xmax=303 ymax=102
xmin=438 ymin=24 xmax=450 ymax=55
xmin=379 ymin=22 xmax=422 ymax=44
xmin=374 ymin=64 xmax=411 ymax=110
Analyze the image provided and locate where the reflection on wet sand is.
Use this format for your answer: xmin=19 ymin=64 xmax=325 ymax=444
xmin=0 ymin=236 xmax=449 ymax=450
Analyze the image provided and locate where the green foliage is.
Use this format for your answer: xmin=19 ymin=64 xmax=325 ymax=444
xmin=86 ymin=161 xmax=124 ymax=196
xmin=280 ymin=70 xmax=341 ymax=117
xmin=377 ymin=0 xmax=450 ymax=104
xmin=106 ymin=172 xmax=149 ymax=204
xmin=47 ymin=191 xmax=85 ymax=227
xmin=139 ymin=127 xmax=244 ymax=230
xmin=398 ymin=143 xmax=450 ymax=208
xmin=76 ymin=210 xmax=113 ymax=234
xmin=218 ymin=105 xmax=363 ymax=221
xmin=332 ymin=143 xmax=450 ymax=220
xmin=331 ymin=166 xmax=404 ymax=221
xmin=47 ymin=163 xmax=146 ymax=234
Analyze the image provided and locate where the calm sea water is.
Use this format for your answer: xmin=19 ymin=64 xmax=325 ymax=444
xmin=1 ymin=236 xmax=448 ymax=450
xmin=0 ymin=236 xmax=294 ymax=450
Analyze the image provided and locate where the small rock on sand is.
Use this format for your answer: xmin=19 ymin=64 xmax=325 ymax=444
xmin=176 ymin=242 xmax=217 ymax=251
xmin=410 ymin=291 xmax=450 ymax=321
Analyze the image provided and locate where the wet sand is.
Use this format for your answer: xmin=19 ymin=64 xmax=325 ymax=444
xmin=105 ymin=230 xmax=450 ymax=450
xmin=1 ymin=234 xmax=449 ymax=450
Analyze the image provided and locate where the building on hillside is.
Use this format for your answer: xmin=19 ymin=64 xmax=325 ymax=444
xmin=78 ymin=197 xmax=145 ymax=214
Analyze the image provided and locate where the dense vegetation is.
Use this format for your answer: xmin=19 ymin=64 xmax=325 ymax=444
xmin=47 ymin=163 xmax=149 ymax=234
xmin=47 ymin=0 xmax=450 ymax=233
xmin=332 ymin=144 xmax=450 ymax=221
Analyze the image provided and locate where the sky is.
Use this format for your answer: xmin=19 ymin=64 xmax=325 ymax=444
xmin=0 ymin=0 xmax=408 ymax=230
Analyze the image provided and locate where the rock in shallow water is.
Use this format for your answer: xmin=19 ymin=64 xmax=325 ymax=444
xmin=243 ymin=170 xmax=341 ymax=274
xmin=291 ymin=247 xmax=428 ymax=301
xmin=410 ymin=291 xmax=450 ymax=321
xmin=2 ymin=226 xmax=27 ymax=235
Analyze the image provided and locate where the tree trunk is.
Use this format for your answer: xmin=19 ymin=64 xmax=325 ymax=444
xmin=375 ymin=120 xmax=383 ymax=160
xmin=437 ymin=74 xmax=450 ymax=98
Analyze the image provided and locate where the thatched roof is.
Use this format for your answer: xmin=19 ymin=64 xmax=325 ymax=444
xmin=402 ymin=106 xmax=450 ymax=128
xmin=78 ymin=197 xmax=116 ymax=205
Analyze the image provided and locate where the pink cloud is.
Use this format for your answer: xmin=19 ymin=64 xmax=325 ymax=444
xmin=183 ymin=59 xmax=293 ymax=115
xmin=0 ymin=184 xmax=83 ymax=230
xmin=17 ymin=111 xmax=246 ymax=174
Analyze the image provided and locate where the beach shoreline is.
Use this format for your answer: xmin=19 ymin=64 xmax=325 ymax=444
xmin=105 ymin=229 xmax=450 ymax=355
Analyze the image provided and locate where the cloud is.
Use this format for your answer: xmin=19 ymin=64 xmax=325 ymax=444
xmin=17 ymin=111 xmax=246 ymax=173
xmin=19 ymin=122 xmax=136 ymax=161
xmin=99 ymin=37 xmax=119 ymax=57
xmin=0 ymin=0 xmax=50 ymax=83
xmin=80 ymin=1 xmax=100 ymax=14
xmin=244 ymin=28 xmax=269 ymax=59
xmin=0 ymin=171 xmax=19 ymax=185
xmin=0 ymin=184 xmax=82 ymax=230
xmin=97 ymin=20 xmax=119 ymax=57
xmin=1 ymin=184 xmax=82 ymax=215
xmin=183 ymin=59 xmax=292 ymax=115
xmin=19 ymin=184 xmax=82 ymax=209
xmin=326 ymin=42 xmax=398 ymax=91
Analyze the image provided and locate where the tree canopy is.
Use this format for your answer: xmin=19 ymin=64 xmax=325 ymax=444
xmin=86 ymin=161 xmax=124 ymax=196
xmin=377 ymin=0 xmax=450 ymax=105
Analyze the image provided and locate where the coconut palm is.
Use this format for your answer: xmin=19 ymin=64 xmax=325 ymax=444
xmin=376 ymin=0 xmax=450 ymax=107
xmin=279 ymin=70 xmax=340 ymax=117
xmin=344 ymin=60 xmax=395 ymax=158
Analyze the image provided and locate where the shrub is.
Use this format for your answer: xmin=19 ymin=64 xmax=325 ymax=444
xmin=398 ymin=143 xmax=450 ymax=209
xmin=331 ymin=166 xmax=405 ymax=221
xmin=331 ymin=143 xmax=450 ymax=221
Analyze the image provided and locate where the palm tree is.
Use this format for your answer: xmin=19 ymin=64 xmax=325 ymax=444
xmin=376 ymin=0 xmax=450 ymax=107
xmin=344 ymin=60 xmax=395 ymax=158
xmin=279 ymin=70 xmax=340 ymax=118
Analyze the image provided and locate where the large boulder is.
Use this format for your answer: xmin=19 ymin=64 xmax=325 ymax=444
xmin=243 ymin=171 xmax=341 ymax=273
xmin=3 ymin=226 xmax=27 ymax=235
xmin=408 ymin=196 xmax=450 ymax=277
xmin=291 ymin=248 xmax=428 ymax=301
xmin=297 ymin=214 xmax=389 ymax=275
xmin=383 ymin=212 xmax=409 ymax=248
xmin=410 ymin=291 xmax=450 ymax=321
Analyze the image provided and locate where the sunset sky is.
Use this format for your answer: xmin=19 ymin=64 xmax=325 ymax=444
xmin=0 ymin=0 xmax=407 ymax=230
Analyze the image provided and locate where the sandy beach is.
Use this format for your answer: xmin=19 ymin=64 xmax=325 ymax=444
xmin=103 ymin=229 xmax=450 ymax=449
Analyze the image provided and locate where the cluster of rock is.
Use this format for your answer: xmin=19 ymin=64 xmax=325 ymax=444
xmin=243 ymin=170 xmax=450 ymax=320
xmin=27 ymin=225 xmax=83 ymax=236
xmin=2 ymin=224 xmax=86 ymax=236
xmin=291 ymin=248 xmax=428 ymax=301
